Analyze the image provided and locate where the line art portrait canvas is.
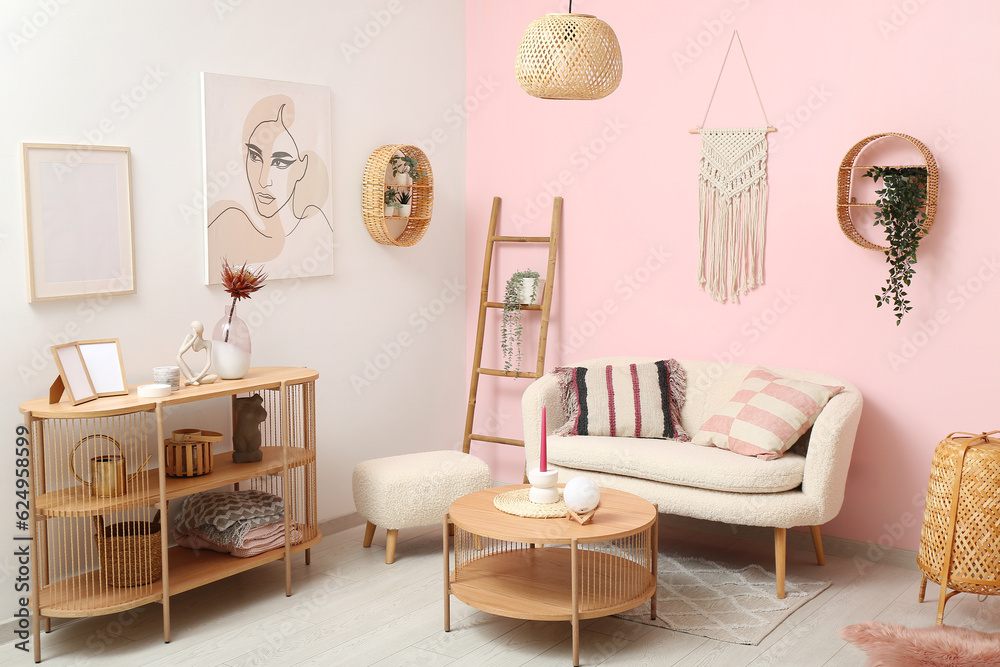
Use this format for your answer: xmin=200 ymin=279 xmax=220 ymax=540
xmin=202 ymin=73 xmax=333 ymax=284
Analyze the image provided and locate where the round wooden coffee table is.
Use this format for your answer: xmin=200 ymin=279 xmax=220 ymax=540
xmin=444 ymin=485 xmax=658 ymax=666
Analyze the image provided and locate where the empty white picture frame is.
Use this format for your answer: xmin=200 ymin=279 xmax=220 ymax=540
xmin=22 ymin=143 xmax=136 ymax=302
xmin=51 ymin=343 xmax=97 ymax=405
xmin=78 ymin=339 xmax=128 ymax=396
xmin=50 ymin=338 xmax=128 ymax=405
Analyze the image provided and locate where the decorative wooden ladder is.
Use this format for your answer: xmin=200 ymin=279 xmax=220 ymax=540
xmin=462 ymin=196 xmax=561 ymax=470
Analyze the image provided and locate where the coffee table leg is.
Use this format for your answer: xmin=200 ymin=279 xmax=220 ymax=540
xmin=443 ymin=513 xmax=451 ymax=632
xmin=651 ymin=505 xmax=658 ymax=620
xmin=571 ymin=537 xmax=580 ymax=667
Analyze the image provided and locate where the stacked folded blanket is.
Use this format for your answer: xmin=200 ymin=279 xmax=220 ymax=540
xmin=173 ymin=489 xmax=302 ymax=558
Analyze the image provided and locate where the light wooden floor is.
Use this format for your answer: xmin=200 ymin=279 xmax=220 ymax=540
xmin=4 ymin=517 xmax=999 ymax=666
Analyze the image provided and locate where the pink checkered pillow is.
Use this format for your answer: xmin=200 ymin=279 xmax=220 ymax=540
xmin=692 ymin=368 xmax=843 ymax=460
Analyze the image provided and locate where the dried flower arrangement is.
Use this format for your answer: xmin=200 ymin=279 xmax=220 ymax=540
xmin=219 ymin=259 xmax=267 ymax=342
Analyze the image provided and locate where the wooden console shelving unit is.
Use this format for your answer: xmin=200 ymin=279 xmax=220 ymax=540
xmin=20 ymin=367 xmax=320 ymax=663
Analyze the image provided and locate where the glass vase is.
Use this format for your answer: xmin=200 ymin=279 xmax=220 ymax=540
xmin=212 ymin=304 xmax=251 ymax=380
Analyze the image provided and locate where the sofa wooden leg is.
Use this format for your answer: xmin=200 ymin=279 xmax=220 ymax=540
xmin=363 ymin=521 xmax=376 ymax=548
xmin=774 ymin=527 xmax=787 ymax=599
xmin=810 ymin=525 xmax=826 ymax=566
xmin=386 ymin=529 xmax=399 ymax=564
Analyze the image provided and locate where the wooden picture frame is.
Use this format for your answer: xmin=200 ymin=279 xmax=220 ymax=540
xmin=78 ymin=339 xmax=128 ymax=396
xmin=51 ymin=343 xmax=97 ymax=406
xmin=22 ymin=143 xmax=136 ymax=302
xmin=49 ymin=338 xmax=128 ymax=405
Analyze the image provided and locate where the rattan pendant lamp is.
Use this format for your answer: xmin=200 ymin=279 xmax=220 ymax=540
xmin=515 ymin=1 xmax=622 ymax=100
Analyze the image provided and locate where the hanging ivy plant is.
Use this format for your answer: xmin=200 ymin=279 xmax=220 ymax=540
xmin=501 ymin=269 xmax=540 ymax=373
xmin=864 ymin=166 xmax=928 ymax=325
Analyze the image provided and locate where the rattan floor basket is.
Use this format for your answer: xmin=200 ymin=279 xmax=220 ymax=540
xmin=916 ymin=431 xmax=1000 ymax=623
xmin=94 ymin=511 xmax=162 ymax=588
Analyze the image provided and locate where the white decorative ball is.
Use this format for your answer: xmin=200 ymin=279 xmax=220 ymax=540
xmin=563 ymin=476 xmax=601 ymax=513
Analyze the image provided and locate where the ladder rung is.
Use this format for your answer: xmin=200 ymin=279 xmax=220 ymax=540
xmin=478 ymin=368 xmax=540 ymax=379
xmin=485 ymin=302 xmax=542 ymax=310
xmin=491 ymin=236 xmax=550 ymax=243
xmin=470 ymin=434 xmax=525 ymax=447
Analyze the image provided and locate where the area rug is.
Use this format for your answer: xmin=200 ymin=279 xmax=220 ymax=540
xmin=839 ymin=621 xmax=1000 ymax=666
xmin=616 ymin=554 xmax=831 ymax=645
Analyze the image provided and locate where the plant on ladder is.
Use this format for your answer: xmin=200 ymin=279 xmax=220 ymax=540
xmin=501 ymin=269 xmax=540 ymax=373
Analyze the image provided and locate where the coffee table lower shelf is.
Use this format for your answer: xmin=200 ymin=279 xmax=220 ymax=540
xmin=444 ymin=485 xmax=658 ymax=667
xmin=449 ymin=547 xmax=655 ymax=622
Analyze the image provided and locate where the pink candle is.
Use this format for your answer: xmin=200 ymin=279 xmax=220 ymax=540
xmin=540 ymin=406 xmax=547 ymax=472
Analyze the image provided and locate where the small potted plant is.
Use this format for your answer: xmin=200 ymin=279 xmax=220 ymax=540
xmin=501 ymin=269 xmax=542 ymax=373
xmin=389 ymin=154 xmax=423 ymax=183
xmin=395 ymin=188 xmax=412 ymax=217
xmin=864 ymin=166 xmax=928 ymax=325
xmin=384 ymin=187 xmax=402 ymax=217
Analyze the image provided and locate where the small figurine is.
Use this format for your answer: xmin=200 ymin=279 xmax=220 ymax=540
xmin=177 ymin=321 xmax=219 ymax=386
xmin=232 ymin=394 xmax=267 ymax=463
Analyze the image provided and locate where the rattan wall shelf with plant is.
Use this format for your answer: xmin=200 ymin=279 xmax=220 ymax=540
xmin=361 ymin=144 xmax=434 ymax=246
xmin=19 ymin=367 xmax=321 ymax=663
xmin=835 ymin=132 xmax=938 ymax=251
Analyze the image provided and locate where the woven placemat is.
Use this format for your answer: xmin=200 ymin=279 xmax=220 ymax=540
xmin=493 ymin=488 xmax=567 ymax=518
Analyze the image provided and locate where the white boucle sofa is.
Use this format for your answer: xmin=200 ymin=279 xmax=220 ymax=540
xmin=522 ymin=357 xmax=863 ymax=598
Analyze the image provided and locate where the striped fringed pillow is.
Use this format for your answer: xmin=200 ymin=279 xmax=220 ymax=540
xmin=553 ymin=360 xmax=689 ymax=440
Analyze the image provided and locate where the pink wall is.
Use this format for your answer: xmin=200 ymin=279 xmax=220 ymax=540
xmin=465 ymin=1 xmax=1000 ymax=550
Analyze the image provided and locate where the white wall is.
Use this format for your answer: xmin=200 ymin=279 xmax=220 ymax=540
xmin=0 ymin=0 xmax=467 ymax=623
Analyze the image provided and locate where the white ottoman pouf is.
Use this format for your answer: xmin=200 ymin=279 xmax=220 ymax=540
xmin=352 ymin=450 xmax=492 ymax=563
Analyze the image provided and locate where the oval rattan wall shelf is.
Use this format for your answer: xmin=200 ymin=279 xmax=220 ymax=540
xmin=836 ymin=132 xmax=938 ymax=251
xmin=362 ymin=144 xmax=433 ymax=247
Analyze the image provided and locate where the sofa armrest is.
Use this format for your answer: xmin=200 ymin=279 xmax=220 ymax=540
xmin=799 ymin=385 xmax=864 ymax=524
xmin=522 ymin=373 xmax=566 ymax=473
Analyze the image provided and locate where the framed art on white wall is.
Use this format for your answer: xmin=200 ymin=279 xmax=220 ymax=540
xmin=21 ymin=143 xmax=136 ymax=302
xmin=202 ymin=73 xmax=334 ymax=285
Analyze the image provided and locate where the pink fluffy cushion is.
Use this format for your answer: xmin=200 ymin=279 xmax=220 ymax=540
xmin=692 ymin=367 xmax=842 ymax=460
xmin=839 ymin=621 xmax=1000 ymax=666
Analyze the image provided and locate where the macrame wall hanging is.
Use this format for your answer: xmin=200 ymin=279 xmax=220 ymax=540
xmin=691 ymin=31 xmax=775 ymax=304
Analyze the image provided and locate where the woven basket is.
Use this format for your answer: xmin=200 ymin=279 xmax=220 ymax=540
xmin=917 ymin=432 xmax=1000 ymax=621
xmin=515 ymin=13 xmax=622 ymax=100
xmin=361 ymin=145 xmax=433 ymax=247
xmin=164 ymin=429 xmax=220 ymax=477
xmin=835 ymin=132 xmax=938 ymax=251
xmin=94 ymin=512 xmax=162 ymax=588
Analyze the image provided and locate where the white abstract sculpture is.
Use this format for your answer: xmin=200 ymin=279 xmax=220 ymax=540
xmin=177 ymin=321 xmax=219 ymax=386
xmin=563 ymin=476 xmax=601 ymax=514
